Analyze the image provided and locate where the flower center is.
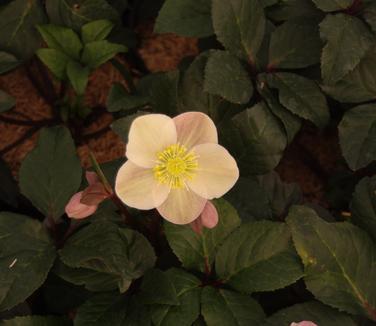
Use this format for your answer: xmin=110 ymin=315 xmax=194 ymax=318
xmin=153 ymin=144 xmax=198 ymax=189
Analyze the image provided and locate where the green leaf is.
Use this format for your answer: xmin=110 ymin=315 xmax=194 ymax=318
xmin=266 ymin=72 xmax=330 ymax=128
xmin=106 ymin=83 xmax=148 ymax=112
xmin=268 ymin=19 xmax=322 ymax=69
xmin=46 ymin=0 xmax=120 ymax=32
xmin=287 ymin=205 xmax=376 ymax=320
xmin=0 ymin=51 xmax=19 ymax=74
xmin=155 ymin=0 xmax=213 ymax=37
xmin=2 ymin=316 xmax=70 ymax=326
xmin=66 ymin=61 xmax=90 ymax=95
xmin=201 ymin=287 xmax=265 ymax=326
xmin=225 ymin=172 xmax=302 ymax=221
xmin=19 ymin=126 xmax=82 ymax=221
xmin=81 ymin=19 xmax=114 ymax=44
xmin=351 ymin=176 xmax=376 ymax=242
xmin=0 ymin=158 xmax=18 ymax=207
xmin=338 ymin=104 xmax=376 ymax=170
xmin=320 ymin=14 xmax=374 ymax=85
xmin=0 ymin=0 xmax=46 ymax=60
xmin=216 ymin=221 xmax=303 ymax=293
xmin=0 ymin=90 xmax=15 ymax=112
xmin=227 ymin=103 xmax=287 ymax=175
xmin=59 ymin=221 xmax=156 ymax=292
xmin=212 ymin=0 xmax=265 ymax=61
xmin=204 ymin=50 xmax=253 ymax=104
xmin=149 ymin=269 xmax=201 ymax=326
xmin=363 ymin=3 xmax=376 ymax=33
xmin=81 ymin=40 xmax=127 ymax=69
xmin=36 ymin=48 xmax=70 ymax=80
xmin=264 ymin=301 xmax=357 ymax=326
xmin=0 ymin=212 xmax=56 ymax=311
xmin=312 ymin=0 xmax=352 ymax=12
xmin=37 ymin=24 xmax=82 ymax=60
xmin=164 ymin=199 xmax=241 ymax=273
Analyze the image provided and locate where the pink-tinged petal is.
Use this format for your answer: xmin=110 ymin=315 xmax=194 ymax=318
xmin=85 ymin=171 xmax=99 ymax=185
xmin=81 ymin=183 xmax=110 ymax=206
xmin=173 ymin=112 xmax=218 ymax=149
xmin=190 ymin=217 xmax=203 ymax=235
xmin=115 ymin=160 xmax=170 ymax=210
xmin=201 ymin=201 xmax=219 ymax=229
xmin=290 ymin=322 xmax=318 ymax=326
xmin=126 ymin=114 xmax=177 ymax=168
xmin=187 ymin=143 xmax=239 ymax=199
xmin=65 ymin=192 xmax=98 ymax=219
xmin=157 ymin=188 xmax=207 ymax=225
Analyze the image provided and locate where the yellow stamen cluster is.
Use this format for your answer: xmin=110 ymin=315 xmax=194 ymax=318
xmin=154 ymin=144 xmax=198 ymax=188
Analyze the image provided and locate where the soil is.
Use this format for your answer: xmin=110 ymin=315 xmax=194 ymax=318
xmin=0 ymin=21 xmax=342 ymax=207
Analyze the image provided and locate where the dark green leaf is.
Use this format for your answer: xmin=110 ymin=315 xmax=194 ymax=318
xmin=320 ymin=14 xmax=374 ymax=85
xmin=351 ymin=176 xmax=376 ymax=242
xmin=164 ymin=199 xmax=240 ymax=273
xmin=67 ymin=61 xmax=90 ymax=95
xmin=81 ymin=40 xmax=127 ymax=69
xmin=204 ymin=50 xmax=253 ymax=104
xmin=106 ymin=83 xmax=149 ymax=112
xmin=0 ymin=212 xmax=56 ymax=311
xmin=0 ymin=0 xmax=46 ymax=60
xmin=155 ymin=0 xmax=213 ymax=37
xmin=216 ymin=221 xmax=303 ymax=293
xmin=269 ymin=19 xmax=322 ymax=69
xmin=0 ymin=90 xmax=15 ymax=112
xmin=0 ymin=158 xmax=18 ymax=207
xmin=212 ymin=0 xmax=265 ymax=61
xmin=201 ymin=287 xmax=265 ymax=326
xmin=2 ymin=316 xmax=70 ymax=326
xmin=287 ymin=205 xmax=376 ymax=320
xmin=36 ymin=48 xmax=70 ymax=80
xmin=81 ymin=19 xmax=114 ymax=44
xmin=338 ymin=104 xmax=376 ymax=170
xmin=266 ymin=72 xmax=330 ymax=128
xmin=363 ymin=3 xmax=376 ymax=33
xmin=0 ymin=51 xmax=19 ymax=74
xmin=19 ymin=126 xmax=82 ymax=221
xmin=312 ymin=0 xmax=352 ymax=12
xmin=37 ymin=24 xmax=82 ymax=60
xmin=264 ymin=301 xmax=357 ymax=326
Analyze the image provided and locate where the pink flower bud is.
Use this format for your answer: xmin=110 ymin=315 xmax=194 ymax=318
xmin=65 ymin=192 xmax=98 ymax=219
xmin=290 ymin=321 xmax=318 ymax=326
xmin=85 ymin=171 xmax=99 ymax=185
xmin=190 ymin=201 xmax=219 ymax=234
xmin=81 ymin=183 xmax=110 ymax=206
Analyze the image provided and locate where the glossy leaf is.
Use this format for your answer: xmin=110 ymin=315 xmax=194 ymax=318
xmin=81 ymin=19 xmax=114 ymax=44
xmin=36 ymin=48 xmax=70 ymax=80
xmin=66 ymin=61 xmax=90 ymax=95
xmin=0 ymin=51 xmax=19 ymax=74
xmin=106 ymin=83 xmax=148 ymax=112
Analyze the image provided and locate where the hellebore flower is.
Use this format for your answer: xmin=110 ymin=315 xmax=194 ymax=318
xmin=115 ymin=112 xmax=239 ymax=225
xmin=65 ymin=171 xmax=111 ymax=219
xmin=290 ymin=322 xmax=318 ymax=326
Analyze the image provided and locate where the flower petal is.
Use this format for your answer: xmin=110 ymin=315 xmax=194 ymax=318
xmin=187 ymin=143 xmax=239 ymax=199
xmin=201 ymin=201 xmax=219 ymax=229
xmin=290 ymin=322 xmax=318 ymax=326
xmin=126 ymin=114 xmax=177 ymax=168
xmin=173 ymin=112 xmax=218 ymax=149
xmin=115 ymin=160 xmax=170 ymax=210
xmin=81 ymin=183 xmax=110 ymax=206
xmin=157 ymin=188 xmax=207 ymax=225
xmin=65 ymin=192 xmax=98 ymax=219
xmin=85 ymin=171 xmax=99 ymax=185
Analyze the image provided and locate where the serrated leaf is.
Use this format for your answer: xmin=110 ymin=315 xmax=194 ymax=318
xmin=66 ymin=61 xmax=90 ymax=95
xmin=164 ymin=199 xmax=240 ymax=273
xmin=311 ymin=0 xmax=352 ymax=12
xmin=264 ymin=301 xmax=357 ymax=326
xmin=212 ymin=0 xmax=265 ymax=61
xmin=155 ymin=0 xmax=213 ymax=37
xmin=106 ymin=83 xmax=149 ymax=112
xmin=59 ymin=221 xmax=156 ymax=293
xmin=0 ymin=0 xmax=46 ymax=60
xmin=216 ymin=221 xmax=303 ymax=293
xmin=2 ymin=316 xmax=70 ymax=326
xmin=0 ymin=51 xmax=19 ymax=74
xmin=287 ymin=205 xmax=376 ymax=320
xmin=338 ymin=104 xmax=376 ymax=170
xmin=19 ymin=126 xmax=82 ymax=221
xmin=0 ymin=90 xmax=15 ymax=112
xmin=37 ymin=24 xmax=82 ymax=60
xmin=204 ymin=50 xmax=253 ymax=104
xmin=320 ymin=14 xmax=374 ymax=85
xmin=268 ymin=19 xmax=322 ymax=69
xmin=36 ymin=48 xmax=70 ymax=80
xmin=351 ymin=176 xmax=376 ymax=242
xmin=46 ymin=0 xmax=120 ymax=32
xmin=201 ymin=287 xmax=265 ymax=326
xmin=81 ymin=19 xmax=114 ymax=44
xmin=81 ymin=40 xmax=127 ymax=69
xmin=0 ymin=212 xmax=56 ymax=311
xmin=266 ymin=72 xmax=330 ymax=128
